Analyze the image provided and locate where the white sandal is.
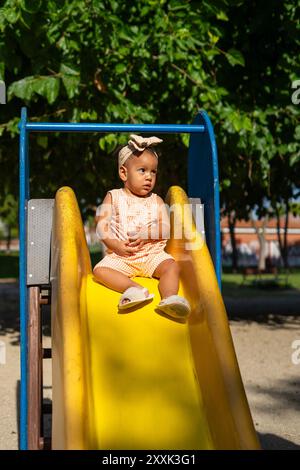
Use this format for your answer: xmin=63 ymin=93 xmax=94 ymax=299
xmin=155 ymin=295 xmax=191 ymax=319
xmin=118 ymin=287 xmax=154 ymax=310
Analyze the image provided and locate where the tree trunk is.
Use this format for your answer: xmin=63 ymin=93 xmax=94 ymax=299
xmin=275 ymin=205 xmax=283 ymax=266
xmin=257 ymin=231 xmax=267 ymax=271
xmin=275 ymin=202 xmax=290 ymax=269
xmin=283 ymin=200 xmax=289 ymax=269
xmin=228 ymin=212 xmax=238 ymax=272
xmin=6 ymin=225 xmax=11 ymax=253
xmin=251 ymin=217 xmax=268 ymax=271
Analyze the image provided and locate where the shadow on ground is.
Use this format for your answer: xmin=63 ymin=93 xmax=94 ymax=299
xmin=258 ymin=432 xmax=300 ymax=450
xmin=0 ymin=283 xmax=20 ymax=344
xmin=249 ymin=377 xmax=300 ymax=413
xmin=225 ymin=295 xmax=300 ymax=327
xmin=16 ymin=380 xmax=20 ymax=449
xmin=249 ymin=377 xmax=300 ymax=450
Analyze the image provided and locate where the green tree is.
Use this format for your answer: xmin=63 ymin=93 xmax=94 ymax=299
xmin=216 ymin=0 xmax=300 ymax=268
xmin=0 ymin=0 xmax=249 ymax=206
xmin=0 ymin=0 xmax=299 ymax=265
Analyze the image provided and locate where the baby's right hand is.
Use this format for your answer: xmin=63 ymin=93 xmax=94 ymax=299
xmin=114 ymin=240 xmax=139 ymax=257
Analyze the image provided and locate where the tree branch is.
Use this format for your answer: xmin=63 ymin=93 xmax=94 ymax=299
xmin=152 ymin=55 xmax=202 ymax=86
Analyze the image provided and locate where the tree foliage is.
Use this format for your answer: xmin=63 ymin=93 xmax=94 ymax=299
xmin=0 ymin=0 xmax=299 ymax=231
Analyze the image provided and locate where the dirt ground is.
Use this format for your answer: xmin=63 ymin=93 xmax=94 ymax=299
xmin=0 ymin=282 xmax=299 ymax=450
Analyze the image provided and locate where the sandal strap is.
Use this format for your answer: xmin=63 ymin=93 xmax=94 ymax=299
xmin=159 ymin=295 xmax=189 ymax=307
xmin=120 ymin=287 xmax=148 ymax=302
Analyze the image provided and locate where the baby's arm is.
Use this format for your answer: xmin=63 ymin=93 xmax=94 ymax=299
xmin=96 ymin=193 xmax=139 ymax=257
xmin=156 ymin=195 xmax=171 ymax=240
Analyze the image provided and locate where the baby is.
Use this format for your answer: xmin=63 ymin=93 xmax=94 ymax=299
xmin=93 ymin=134 xmax=191 ymax=319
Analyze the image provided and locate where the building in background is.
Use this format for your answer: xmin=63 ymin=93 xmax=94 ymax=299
xmin=221 ymin=215 xmax=300 ymax=267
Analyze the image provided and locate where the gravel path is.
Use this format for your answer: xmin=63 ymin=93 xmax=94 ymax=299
xmin=230 ymin=320 xmax=300 ymax=449
xmin=1 ymin=282 xmax=299 ymax=450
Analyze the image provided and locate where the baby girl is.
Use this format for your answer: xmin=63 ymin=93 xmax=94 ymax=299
xmin=93 ymin=134 xmax=191 ymax=319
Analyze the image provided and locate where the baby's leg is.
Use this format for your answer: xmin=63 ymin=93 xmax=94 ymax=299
xmin=94 ymin=267 xmax=152 ymax=307
xmin=152 ymin=259 xmax=180 ymax=299
xmin=93 ymin=267 xmax=140 ymax=293
xmin=152 ymin=259 xmax=191 ymax=318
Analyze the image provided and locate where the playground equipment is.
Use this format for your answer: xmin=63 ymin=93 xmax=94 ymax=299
xmin=19 ymin=107 xmax=260 ymax=449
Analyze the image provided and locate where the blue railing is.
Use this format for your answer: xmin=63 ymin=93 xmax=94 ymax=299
xmin=25 ymin=122 xmax=205 ymax=133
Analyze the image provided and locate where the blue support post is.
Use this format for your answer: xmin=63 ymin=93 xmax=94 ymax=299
xmin=19 ymin=107 xmax=29 ymax=450
xmin=188 ymin=110 xmax=222 ymax=289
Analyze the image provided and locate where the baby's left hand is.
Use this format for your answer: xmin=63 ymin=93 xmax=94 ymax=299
xmin=127 ymin=235 xmax=145 ymax=249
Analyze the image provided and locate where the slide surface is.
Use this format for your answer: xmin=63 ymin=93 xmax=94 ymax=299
xmin=50 ymin=186 xmax=260 ymax=450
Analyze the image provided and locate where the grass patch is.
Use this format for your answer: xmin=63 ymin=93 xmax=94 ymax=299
xmin=222 ymin=270 xmax=300 ymax=298
xmin=0 ymin=249 xmax=103 ymax=279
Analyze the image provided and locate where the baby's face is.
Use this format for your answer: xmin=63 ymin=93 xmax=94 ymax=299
xmin=122 ymin=150 xmax=158 ymax=197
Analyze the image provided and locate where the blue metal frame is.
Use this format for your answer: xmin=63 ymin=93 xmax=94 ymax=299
xmin=26 ymin=122 xmax=205 ymax=133
xmin=18 ymin=107 xmax=221 ymax=449
xmin=19 ymin=107 xmax=29 ymax=450
xmin=188 ymin=110 xmax=222 ymax=288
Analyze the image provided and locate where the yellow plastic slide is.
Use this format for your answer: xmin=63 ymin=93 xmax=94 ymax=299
xmin=50 ymin=186 xmax=260 ymax=450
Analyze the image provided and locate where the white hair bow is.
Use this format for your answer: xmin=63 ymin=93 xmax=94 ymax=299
xmin=118 ymin=134 xmax=163 ymax=167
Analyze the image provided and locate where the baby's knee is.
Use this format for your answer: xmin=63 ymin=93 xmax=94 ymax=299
xmin=174 ymin=262 xmax=181 ymax=275
xmin=93 ymin=266 xmax=103 ymax=280
xmin=93 ymin=266 xmax=111 ymax=281
xmin=167 ymin=261 xmax=181 ymax=275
